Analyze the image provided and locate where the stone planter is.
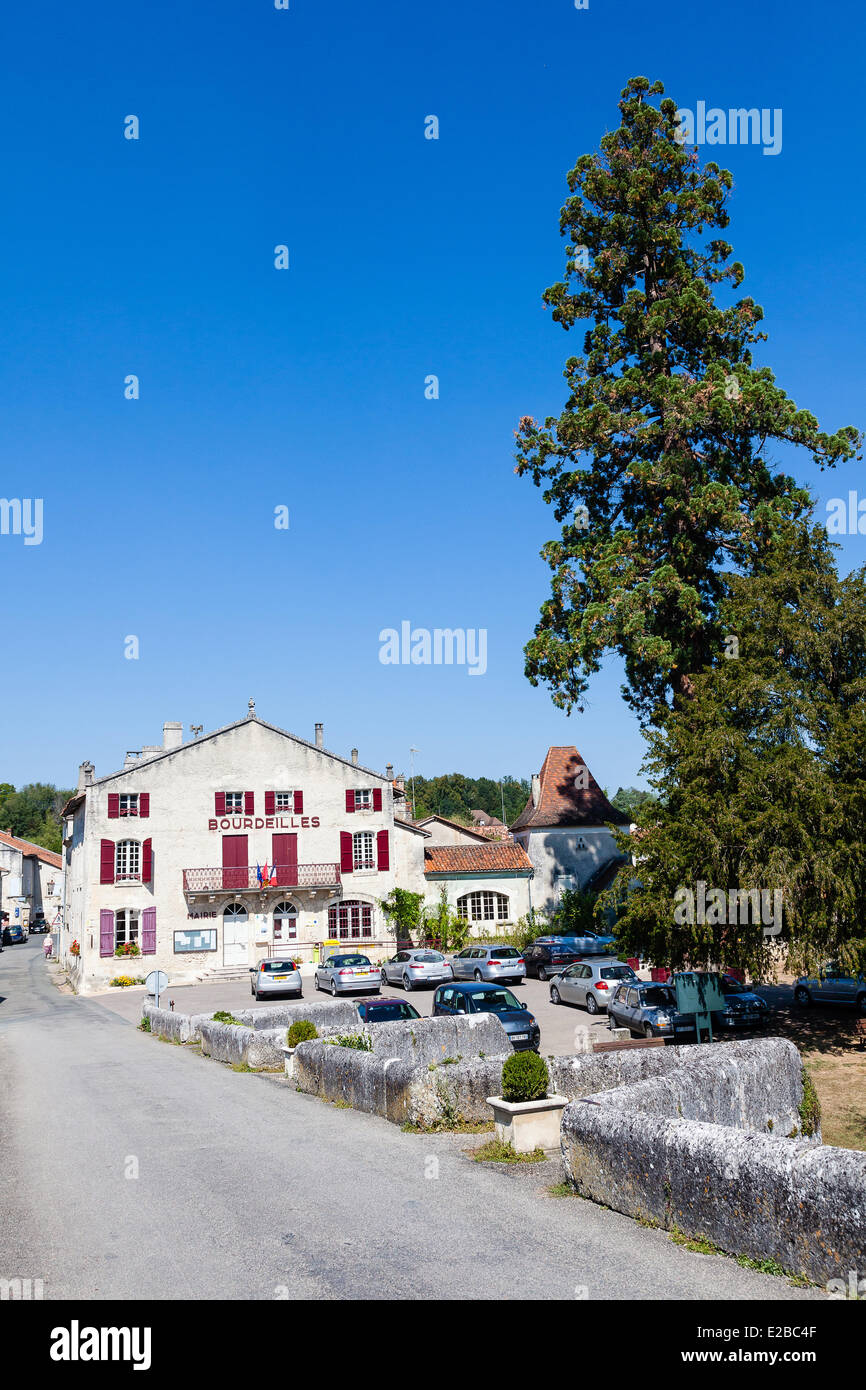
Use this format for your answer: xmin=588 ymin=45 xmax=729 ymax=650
xmin=486 ymin=1094 xmax=568 ymax=1153
xmin=283 ymin=1045 xmax=296 ymax=1078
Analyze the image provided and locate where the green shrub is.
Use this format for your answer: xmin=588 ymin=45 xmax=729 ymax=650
xmin=212 ymin=1010 xmax=245 ymax=1027
xmin=325 ymin=1032 xmax=372 ymax=1051
xmin=799 ymin=1065 xmax=821 ymax=1137
xmin=501 ymin=1050 xmax=549 ymax=1103
xmin=139 ymin=1016 xmax=151 ymax=1033
xmin=286 ymin=1019 xmax=319 ymax=1047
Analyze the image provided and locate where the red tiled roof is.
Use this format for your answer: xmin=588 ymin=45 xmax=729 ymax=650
xmin=424 ymin=843 xmax=533 ymax=875
xmin=510 ymin=746 xmax=628 ymax=831
xmin=0 ymin=829 xmax=63 ymax=869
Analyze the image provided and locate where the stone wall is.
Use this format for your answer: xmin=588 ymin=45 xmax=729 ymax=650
xmin=366 ymin=1013 xmax=509 ymax=1067
xmin=142 ymin=1001 xmax=213 ymax=1044
xmin=199 ymin=1021 xmax=287 ymax=1070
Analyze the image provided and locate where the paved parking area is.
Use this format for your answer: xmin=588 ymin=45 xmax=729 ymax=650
xmin=91 ymin=969 xmax=615 ymax=1055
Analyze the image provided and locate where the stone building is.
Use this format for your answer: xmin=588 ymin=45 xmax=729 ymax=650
xmin=0 ymin=830 xmax=64 ymax=930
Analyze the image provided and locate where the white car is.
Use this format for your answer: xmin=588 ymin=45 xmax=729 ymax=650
xmin=250 ymin=958 xmax=302 ymax=1001
xmin=314 ymin=953 xmax=381 ymax=996
xmin=380 ymin=949 xmax=453 ymax=990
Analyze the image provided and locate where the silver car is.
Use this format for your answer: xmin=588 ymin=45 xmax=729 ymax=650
xmin=450 ymin=945 xmax=526 ymax=985
xmin=795 ymin=964 xmax=866 ymax=1014
xmin=250 ymin=957 xmax=302 ymax=1000
xmin=549 ymin=958 xmax=638 ymax=1014
xmin=380 ymin=949 xmax=453 ymax=991
xmin=314 ymin=953 xmax=381 ymax=996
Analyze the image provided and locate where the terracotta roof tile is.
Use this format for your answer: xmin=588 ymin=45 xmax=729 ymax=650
xmin=424 ymin=843 xmax=533 ymax=875
xmin=0 ymin=830 xmax=63 ymax=869
xmin=510 ymin=746 xmax=628 ymax=831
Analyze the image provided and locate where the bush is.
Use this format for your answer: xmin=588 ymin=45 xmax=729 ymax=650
xmin=501 ymin=1050 xmax=549 ymax=1103
xmin=325 ymin=1032 xmax=372 ymax=1051
xmin=799 ymin=1064 xmax=822 ymax=1137
xmin=212 ymin=1010 xmax=244 ymax=1027
xmin=109 ymin=975 xmax=136 ymax=988
xmin=286 ymin=1020 xmax=319 ymax=1047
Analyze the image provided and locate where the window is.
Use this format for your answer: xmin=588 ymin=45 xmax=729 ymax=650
xmin=354 ymin=788 xmax=372 ymax=810
xmin=224 ymin=793 xmax=244 ymax=814
xmin=273 ymin=901 xmax=298 ymax=941
xmin=556 ymin=873 xmax=577 ymax=894
xmin=115 ymin=840 xmax=140 ymax=882
xmin=352 ymin=831 xmax=375 ymax=870
xmin=275 ymin=792 xmax=294 ymax=812
xmin=119 ymin=794 xmax=139 ymax=817
xmin=456 ymin=891 xmax=509 ymax=923
xmin=115 ymin=909 xmax=139 ymax=948
xmin=328 ymin=900 xmax=373 ymax=940
xmin=224 ymin=902 xmax=247 ymax=924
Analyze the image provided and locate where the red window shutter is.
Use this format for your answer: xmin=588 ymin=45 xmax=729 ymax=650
xmin=141 ymin=906 xmax=156 ymax=955
xmin=345 ymin=789 xmax=355 ymax=813
xmin=139 ymin=792 xmax=150 ymax=818
xmin=294 ymin=790 xmax=304 ymax=815
xmin=215 ymin=792 xmax=226 ymax=815
xmin=100 ymin=840 xmax=115 ymax=884
xmin=264 ymin=791 xmax=275 ymax=816
xmin=100 ymin=909 xmax=115 ymax=957
xmin=373 ymin=788 xmax=383 ymax=812
xmin=142 ymin=838 xmax=153 ymax=882
xmin=340 ymin=832 xmax=354 ymax=874
xmin=244 ymin=791 xmax=254 ymax=815
xmin=377 ymin=830 xmax=390 ymax=872
xmin=108 ymin=793 xmax=119 ymax=819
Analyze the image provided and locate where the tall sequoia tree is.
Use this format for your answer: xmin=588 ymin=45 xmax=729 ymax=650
xmin=516 ymin=76 xmax=859 ymax=723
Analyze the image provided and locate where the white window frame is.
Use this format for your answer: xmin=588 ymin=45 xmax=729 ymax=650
xmin=274 ymin=792 xmax=294 ymax=812
xmin=352 ymin=830 xmax=375 ymax=870
xmin=118 ymin=793 xmax=139 ymax=817
xmin=115 ymin=840 xmax=141 ymax=882
xmin=273 ymin=901 xmax=298 ymax=941
xmin=224 ymin=792 xmax=244 ymax=814
xmin=457 ymin=890 xmax=509 ymax=923
xmin=354 ymin=788 xmax=372 ymax=810
xmin=115 ymin=908 xmax=140 ymax=947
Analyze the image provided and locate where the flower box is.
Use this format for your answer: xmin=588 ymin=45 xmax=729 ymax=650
xmin=485 ymin=1094 xmax=568 ymax=1153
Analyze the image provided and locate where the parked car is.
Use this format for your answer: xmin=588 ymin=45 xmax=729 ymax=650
xmin=314 ymin=953 xmax=381 ymax=996
xmin=549 ymin=959 xmax=638 ymax=1014
xmin=714 ymin=975 xmax=769 ymax=1030
xmin=432 ymin=981 xmax=540 ymax=1051
xmin=2 ymin=924 xmax=26 ymax=946
xmin=29 ymin=915 xmax=49 ymax=934
xmin=607 ymin=981 xmax=696 ymax=1040
xmin=380 ymin=949 xmax=453 ymax=990
xmin=794 ymin=965 xmax=866 ymax=1014
xmin=355 ymin=998 xmax=421 ymax=1024
xmin=250 ymin=958 xmax=302 ymax=1000
xmin=522 ymin=941 xmax=584 ymax=981
xmin=449 ymin=945 xmax=525 ymax=984
xmin=544 ymin=930 xmax=617 ymax=956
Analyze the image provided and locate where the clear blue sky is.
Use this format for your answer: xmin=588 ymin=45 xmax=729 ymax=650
xmin=1 ymin=0 xmax=863 ymax=793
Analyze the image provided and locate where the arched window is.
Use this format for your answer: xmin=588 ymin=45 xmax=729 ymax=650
xmin=328 ymin=899 xmax=373 ymax=940
xmin=273 ymin=901 xmax=297 ymax=942
xmin=456 ymin=891 xmax=509 ymax=923
xmin=115 ymin=840 xmax=140 ymax=882
xmin=223 ymin=902 xmax=248 ymax=925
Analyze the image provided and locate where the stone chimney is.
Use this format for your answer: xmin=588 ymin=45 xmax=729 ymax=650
xmin=77 ymin=761 xmax=95 ymax=793
xmin=351 ymin=748 xmax=359 ymax=765
xmin=123 ymin=751 xmax=141 ymax=770
xmin=163 ymin=721 xmax=183 ymax=751
xmin=531 ymin=773 xmax=540 ymax=807
xmin=315 ymin=723 xmax=324 ymax=749
xmin=385 ymin=763 xmax=394 ymax=780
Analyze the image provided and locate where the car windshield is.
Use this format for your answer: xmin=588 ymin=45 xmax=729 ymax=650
xmin=333 ymin=955 xmax=370 ymax=967
xmin=262 ymin=961 xmax=296 ymax=973
xmin=491 ymin=948 xmax=519 ymax=959
xmin=601 ymin=966 xmax=635 ymax=981
xmin=364 ymin=1002 xmax=419 ymax=1021
xmin=413 ymin=951 xmax=444 ymax=962
xmin=640 ymin=986 xmax=674 ymax=1007
xmin=722 ymin=978 xmax=749 ymax=993
xmin=474 ymin=989 xmax=522 ymax=1013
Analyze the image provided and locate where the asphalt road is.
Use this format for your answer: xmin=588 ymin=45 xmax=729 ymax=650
xmin=0 ymin=936 xmax=823 ymax=1301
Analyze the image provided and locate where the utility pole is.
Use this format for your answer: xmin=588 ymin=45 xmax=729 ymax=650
xmin=410 ymin=747 xmax=419 ymax=819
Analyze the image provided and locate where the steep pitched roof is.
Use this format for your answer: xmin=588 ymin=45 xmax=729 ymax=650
xmin=423 ymin=843 xmax=533 ymax=875
xmin=412 ymin=815 xmax=491 ymax=843
xmin=510 ymin=746 xmax=628 ymax=831
xmin=0 ymin=830 xmax=63 ymax=869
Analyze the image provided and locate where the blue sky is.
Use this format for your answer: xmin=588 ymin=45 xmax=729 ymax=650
xmin=1 ymin=0 xmax=863 ymax=794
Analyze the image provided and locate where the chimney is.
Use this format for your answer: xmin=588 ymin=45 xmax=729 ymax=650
xmin=351 ymin=748 xmax=359 ymax=766
xmin=315 ymin=723 xmax=324 ymax=749
xmin=123 ymin=751 xmax=142 ymax=770
xmin=385 ymin=763 xmax=394 ymax=781
xmin=78 ymin=761 xmax=95 ymax=793
xmin=163 ymin=721 xmax=183 ymax=751
xmin=531 ymin=773 xmax=540 ymax=807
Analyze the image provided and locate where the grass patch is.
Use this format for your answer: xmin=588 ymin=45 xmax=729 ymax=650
xmin=669 ymin=1226 xmax=724 ymax=1256
xmin=230 ymin=1062 xmax=252 ymax=1073
xmin=736 ymin=1255 xmax=813 ymax=1288
xmin=471 ymin=1139 xmax=546 ymax=1164
xmin=213 ymin=1011 xmax=245 ymax=1027
xmin=401 ymin=1118 xmax=494 ymax=1135
xmin=798 ymin=1064 xmax=822 ymax=1138
xmin=547 ymin=1182 xmax=579 ymax=1198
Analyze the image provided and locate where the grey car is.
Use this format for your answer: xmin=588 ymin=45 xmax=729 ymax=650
xmin=380 ymin=949 xmax=453 ymax=991
xmin=250 ymin=957 xmax=302 ymax=1000
xmin=794 ymin=965 xmax=866 ymax=1014
xmin=314 ymin=953 xmax=381 ymax=995
xmin=607 ymin=981 xmax=696 ymax=1040
xmin=549 ymin=959 xmax=638 ymax=1014
xmin=449 ymin=945 xmax=526 ymax=984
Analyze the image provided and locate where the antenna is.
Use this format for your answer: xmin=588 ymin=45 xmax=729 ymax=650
xmin=190 ymin=724 xmax=203 ymax=739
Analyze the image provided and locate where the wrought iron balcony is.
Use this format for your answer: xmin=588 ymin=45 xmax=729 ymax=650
xmin=182 ymin=864 xmax=341 ymax=895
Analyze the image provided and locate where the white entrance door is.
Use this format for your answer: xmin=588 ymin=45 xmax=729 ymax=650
xmin=223 ymin=906 xmax=249 ymax=966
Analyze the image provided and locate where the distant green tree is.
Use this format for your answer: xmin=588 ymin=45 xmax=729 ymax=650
xmin=411 ymin=773 xmax=530 ymax=825
xmin=608 ymin=786 xmax=659 ymax=820
xmin=0 ymin=782 xmax=72 ymax=849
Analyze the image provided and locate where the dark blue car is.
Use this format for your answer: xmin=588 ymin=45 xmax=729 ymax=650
xmin=432 ymin=981 xmax=541 ymax=1051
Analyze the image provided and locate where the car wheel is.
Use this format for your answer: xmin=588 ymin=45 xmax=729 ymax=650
xmin=330 ymin=980 xmax=338 ymax=997
xmin=550 ymin=986 xmax=561 ymax=1006
xmin=586 ymin=993 xmax=598 ymax=1015
xmin=403 ymin=975 xmax=413 ymax=992
xmin=794 ymin=986 xmax=811 ymax=1006
xmin=473 ymin=970 xmax=483 ymax=982
xmin=645 ymin=1023 xmax=655 ymax=1038
xmin=537 ymin=967 xmax=547 ymax=982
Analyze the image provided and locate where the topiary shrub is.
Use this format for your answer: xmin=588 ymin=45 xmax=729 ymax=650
xmin=287 ymin=1019 xmax=319 ymax=1047
xmin=501 ymin=1050 xmax=549 ymax=1103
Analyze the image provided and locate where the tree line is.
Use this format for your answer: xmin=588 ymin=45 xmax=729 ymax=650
xmin=0 ymin=784 xmax=73 ymax=854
